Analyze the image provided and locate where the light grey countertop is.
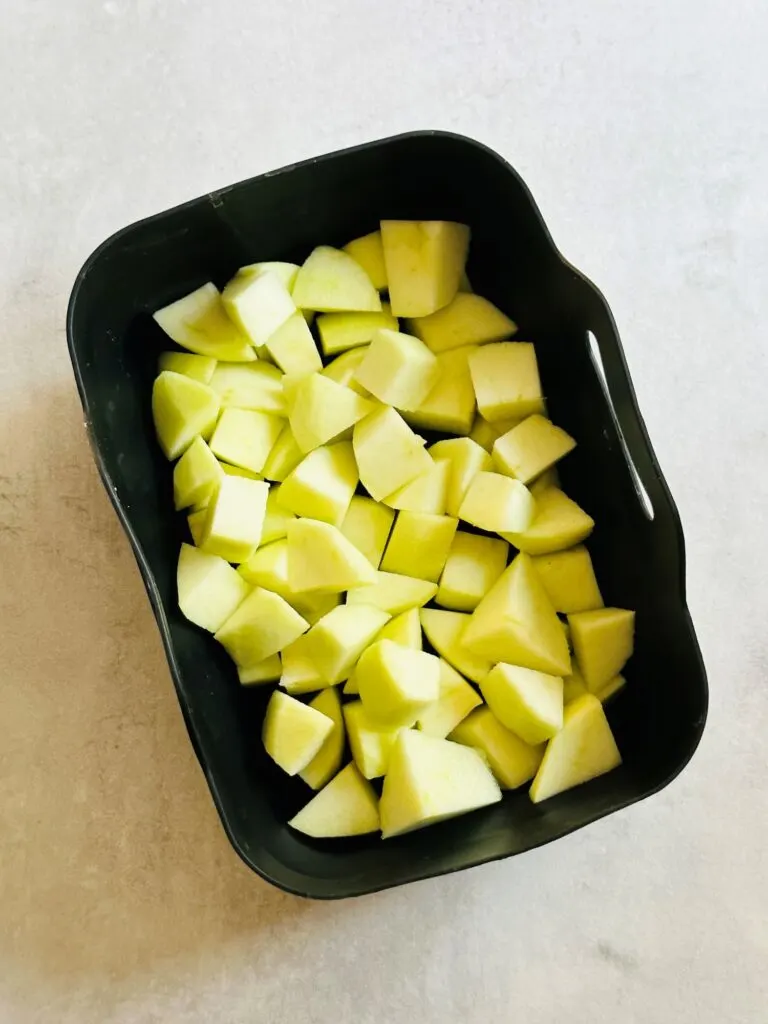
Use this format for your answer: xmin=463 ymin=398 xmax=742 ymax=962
xmin=1 ymin=1 xmax=766 ymax=1021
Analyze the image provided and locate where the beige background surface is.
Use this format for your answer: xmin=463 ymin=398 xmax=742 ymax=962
xmin=1 ymin=1 xmax=766 ymax=1021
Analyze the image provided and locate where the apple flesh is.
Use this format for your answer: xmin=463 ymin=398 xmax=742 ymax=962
xmin=353 ymin=405 xmax=433 ymax=501
xmin=276 ymin=441 xmax=358 ymax=526
xmin=286 ymin=518 xmax=378 ymax=594
xmin=343 ymin=700 xmax=402 ymax=778
xmin=262 ymin=422 xmax=303 ymax=482
xmin=377 ymin=607 xmax=422 ymax=649
xmin=262 ymin=690 xmax=333 ymax=776
xmin=264 ymin=311 xmax=322 ymax=375
xmin=289 ymin=763 xmax=380 ymax=837
xmin=531 ymin=545 xmax=604 ymax=614
xmin=176 ymin=543 xmax=250 ymax=632
xmin=302 ymin=603 xmax=391 ymax=685
xmin=340 ymin=494 xmax=395 ymax=567
xmin=200 ymin=474 xmax=269 ymax=563
xmin=436 ymin=531 xmax=509 ymax=612
xmin=384 ymin=457 xmax=450 ymax=515
xmin=292 ymin=246 xmax=382 ymax=312
xmin=172 ymin=437 xmax=223 ymax=510
xmin=152 ymin=370 xmax=220 ymax=460
xmin=287 ymin=373 xmax=373 ymax=453
xmin=158 ymin=351 xmax=217 ymax=383
xmin=209 ymin=408 xmax=283 ymax=476
xmin=153 ymin=282 xmax=254 ymax=362
xmin=357 ymin=640 xmax=441 ymax=728
xmin=410 ymin=292 xmax=516 ymax=352
xmin=501 ymin=487 xmax=595 ymax=555
xmin=354 ymin=329 xmax=439 ymax=411
xmin=343 ymin=230 xmax=388 ymax=291
xmin=458 ymin=471 xmax=535 ymax=533
xmin=450 ymin=707 xmax=544 ymax=789
xmin=317 ymin=304 xmax=398 ymax=356
xmin=299 ymin=687 xmax=346 ymax=790
xmin=493 ymin=413 xmax=576 ymax=484
xmin=404 ymin=345 xmax=477 ymax=436
xmin=480 ymin=662 xmax=564 ymax=745
xmin=237 ymin=653 xmax=282 ymax=686
xmin=419 ymin=608 xmax=492 ymax=685
xmin=468 ymin=342 xmax=544 ymax=422
xmin=416 ymin=660 xmax=482 ymax=739
xmin=380 ymin=511 xmax=458 ymax=583
xmin=428 ymin=437 xmax=492 ymax=517
xmin=215 ymin=586 xmax=309 ymax=666
xmin=346 ymin=571 xmax=437 ymax=615
xmin=209 ymin=361 xmax=285 ymax=415
xmin=380 ymin=220 xmax=470 ymax=318
xmin=568 ymin=608 xmax=635 ymax=692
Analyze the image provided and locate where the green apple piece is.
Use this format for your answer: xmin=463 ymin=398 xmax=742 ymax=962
xmin=291 ymin=591 xmax=341 ymax=626
xmin=321 ymin=347 xmax=372 ymax=396
xmin=568 ymin=608 xmax=635 ymax=692
xmin=357 ymin=640 xmax=440 ymax=728
xmin=347 ymin=571 xmax=437 ymax=615
xmin=529 ymin=694 xmax=621 ymax=803
xmin=343 ymin=230 xmax=388 ymax=290
xmin=222 ymin=269 xmax=296 ymax=348
xmin=354 ymin=329 xmax=439 ymax=412
xmin=404 ymin=345 xmax=477 ymax=436
xmin=380 ymin=220 xmax=470 ymax=318
xmin=450 ymin=707 xmax=544 ymax=789
xmin=458 ymin=471 xmax=535 ymax=533
xmin=384 ymin=458 xmax=450 ymax=515
xmin=417 ymin=660 xmax=482 ymax=738
xmin=501 ymin=487 xmax=594 ymax=555
xmin=209 ymin=361 xmax=285 ymax=414
xmin=209 ymin=408 xmax=283 ymax=476
xmin=200 ymin=474 xmax=269 ymax=563
xmin=317 ymin=304 xmax=398 ymax=356
xmin=562 ymin=661 xmax=589 ymax=704
xmin=410 ymin=292 xmax=517 ymax=352
xmin=531 ymin=546 xmax=603 ymax=614
xmin=152 ymin=370 xmax=220 ymax=460
xmin=596 ymin=674 xmax=626 ymax=703
xmin=235 ymin=261 xmax=300 ymax=291
xmin=469 ymin=414 xmax=522 ymax=453
xmin=529 ymin=465 xmax=562 ymax=497
xmin=380 ymin=730 xmax=501 ymax=839
xmin=158 ymin=351 xmax=217 ymax=383
xmin=428 ymin=437 xmax=492 ymax=517
xmin=377 ymin=607 xmax=422 ymax=649
xmin=343 ymin=700 xmax=402 ymax=778
xmin=353 ymin=405 xmax=433 ymax=501
xmin=340 ymin=495 xmax=395 ymax=567
xmin=279 ymin=635 xmax=327 ymax=695
xmin=262 ymin=422 xmax=303 ymax=482
xmin=299 ymin=688 xmax=346 ymax=790
xmin=237 ymin=653 xmax=282 ymax=686
xmin=276 ymin=441 xmax=358 ymax=527
xmin=292 ymin=245 xmax=382 ymax=313
xmin=287 ymin=373 xmax=374 ymax=453
xmin=380 ymin=511 xmax=458 ymax=583
xmin=302 ymin=604 xmax=391 ymax=685
xmin=172 ymin=436 xmax=224 ymax=510
xmin=419 ymin=608 xmax=492 ymax=685
xmin=215 ymin=586 xmax=309 ymax=665
xmin=436 ymin=531 xmax=509 ymax=612
xmin=493 ymin=414 xmax=575 ymax=485
xmin=468 ymin=342 xmax=544 ymax=422
xmin=237 ymin=539 xmax=293 ymax=597
xmin=290 ymin=762 xmax=380 ymax=837
xmin=264 ymin=310 xmax=322 ymax=375
xmin=286 ymin=518 xmax=378 ymax=594
xmin=177 ymin=543 xmax=250 ymax=632
xmin=153 ymin=282 xmax=255 ymax=362
xmin=262 ymin=690 xmax=333 ymax=776
xmin=219 ymin=462 xmax=262 ymax=479
xmin=480 ymin=662 xmax=564 ymax=745
xmin=261 ymin=488 xmax=296 ymax=545
xmin=187 ymin=508 xmax=208 ymax=547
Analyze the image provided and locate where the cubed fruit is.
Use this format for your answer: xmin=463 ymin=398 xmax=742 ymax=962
xmin=237 ymin=539 xmax=292 ymax=597
xmin=531 ymin=546 xmax=603 ymax=614
xmin=450 ymin=707 xmax=544 ymax=789
xmin=568 ymin=608 xmax=635 ymax=692
xmin=529 ymin=694 xmax=622 ymax=803
xmin=177 ymin=543 xmax=250 ymax=632
xmin=292 ymin=246 xmax=381 ymax=312
xmin=384 ymin=458 xmax=450 ymax=515
xmin=501 ymin=487 xmax=594 ymax=555
xmin=458 ymin=471 xmax=535 ymax=533
xmin=469 ymin=414 xmax=522 ymax=453
xmin=237 ymin=653 xmax=282 ymax=686
xmin=493 ymin=414 xmax=576 ymax=484
xmin=172 ymin=437 xmax=223 ymax=510
xmin=377 ymin=607 xmax=422 ymax=649
xmin=287 ymin=373 xmax=373 ymax=453
xmin=152 ymin=371 xmax=220 ymax=460
xmin=428 ymin=437 xmax=492 ymax=517
xmin=462 ymin=553 xmax=572 ymax=676
xmin=529 ymin=465 xmax=561 ymax=496
xmin=222 ymin=270 xmax=296 ymax=348
xmin=404 ymin=345 xmax=477 ymax=436
xmin=276 ymin=441 xmax=358 ymax=526
xmin=289 ymin=591 xmax=342 ymax=629
xmin=200 ymin=475 xmax=269 ymax=563
xmin=596 ymin=674 xmax=626 ymax=703
xmin=261 ymin=488 xmax=296 ymax=545
xmin=380 ymin=512 xmax=458 ymax=583
xmin=409 ymin=292 xmax=516 ymax=352
xmin=220 ymin=462 xmax=262 ymax=479
xmin=343 ymin=230 xmax=388 ymax=290
xmin=286 ymin=518 xmax=378 ymax=594
xmin=353 ymin=405 xmax=433 ymax=500
xmin=235 ymin=261 xmax=299 ymax=291
xmin=380 ymin=220 xmax=470 ymax=318
xmin=357 ymin=640 xmax=441 ymax=728
xmin=436 ymin=531 xmax=509 ymax=612
xmin=302 ymin=604 xmax=391 ymax=685
xmin=417 ymin=660 xmax=482 ymax=738
xmin=158 ymin=352 xmax=217 ymax=383
xmin=419 ymin=608 xmax=492 ymax=685
xmin=480 ymin=663 xmax=564 ymax=745
xmin=215 ymin=587 xmax=309 ymax=665
xmin=346 ymin=571 xmax=437 ymax=615
xmin=317 ymin=305 xmax=398 ymax=356
xmin=354 ymin=329 xmax=439 ymax=411
xmin=187 ymin=508 xmax=207 ymax=547
xmin=209 ymin=408 xmax=283 ymax=476
xmin=343 ymin=701 xmax=402 ymax=778
xmin=562 ymin=661 xmax=589 ymax=704
xmin=153 ymin=283 xmax=255 ymax=362
xmin=262 ymin=422 xmax=303 ymax=482
xmin=468 ymin=342 xmax=544 ymax=422
xmin=262 ymin=690 xmax=333 ymax=776
xmin=264 ymin=311 xmax=322 ymax=375
xmin=209 ymin=362 xmax=285 ymax=415
xmin=380 ymin=730 xmax=501 ymax=839
xmin=299 ymin=688 xmax=346 ymax=790
xmin=290 ymin=763 xmax=380 ymax=837
xmin=279 ymin=635 xmax=327 ymax=695
xmin=340 ymin=495 xmax=395 ymax=567
xmin=321 ymin=347 xmax=372 ymax=396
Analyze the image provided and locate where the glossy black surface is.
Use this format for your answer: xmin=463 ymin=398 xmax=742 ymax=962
xmin=67 ymin=131 xmax=708 ymax=898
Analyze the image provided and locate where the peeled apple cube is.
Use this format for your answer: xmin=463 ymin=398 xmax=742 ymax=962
xmin=568 ymin=608 xmax=635 ymax=692
xmin=262 ymin=690 xmax=333 ymax=776
xmin=436 ymin=531 xmax=509 ymax=612
xmin=343 ymin=230 xmax=388 ymax=291
xmin=321 ymin=347 xmax=372 ymax=396
xmin=562 ymin=661 xmax=589 ymax=704
xmin=200 ymin=474 xmax=269 ymax=563
xmin=380 ymin=220 xmax=470 ymax=318
xmin=152 ymin=371 xmax=220 ymax=460
xmin=493 ymin=414 xmax=576 ymax=484
xmin=235 ymin=261 xmax=300 ymax=291
xmin=287 ymin=373 xmax=374 ymax=453
xmin=177 ymin=543 xmax=250 ymax=632
xmin=215 ymin=587 xmax=309 ymax=666
xmin=292 ymin=245 xmax=381 ymax=313
xmin=428 ymin=437 xmax=492 ymax=517
xmin=286 ymin=518 xmax=377 ymax=594
xmin=419 ymin=608 xmax=492 ymax=685
xmin=458 ymin=471 xmax=535 ymax=533
xmin=450 ymin=707 xmax=544 ymax=790
xmin=404 ymin=345 xmax=477 ymax=437
xmin=222 ymin=270 xmax=296 ymax=348
xmin=187 ymin=508 xmax=207 ymax=547
xmin=153 ymin=282 xmax=255 ymax=363
xmin=262 ymin=422 xmax=303 ymax=482
xmin=260 ymin=488 xmax=296 ymax=545
xmin=264 ymin=311 xmax=322 ymax=375
xmin=299 ymin=687 xmax=346 ymax=790
xmin=384 ymin=458 xmax=450 ymax=515
xmin=209 ymin=362 xmax=285 ymax=415
xmin=238 ymin=653 xmax=282 ymax=686
xmin=529 ymin=694 xmax=622 ymax=803
xmin=410 ymin=292 xmax=516 ymax=353
xmin=501 ymin=487 xmax=594 ymax=555
xmin=468 ymin=342 xmax=545 ymax=422
xmin=480 ymin=662 xmax=564 ymax=745
xmin=343 ymin=700 xmax=402 ymax=779
xmin=346 ymin=571 xmax=437 ymax=615
xmin=172 ymin=437 xmax=223 ymax=510
xmin=354 ymin=329 xmax=439 ymax=411
xmin=469 ymin=413 xmax=522 ymax=453
xmin=380 ymin=730 xmax=501 ymax=839
xmin=417 ymin=660 xmax=482 ymax=739
xmin=353 ymin=405 xmax=433 ymax=501
xmin=340 ymin=495 xmax=395 ymax=567
xmin=302 ymin=603 xmax=392 ymax=685
xmin=276 ymin=441 xmax=358 ymax=526
xmin=529 ymin=466 xmax=561 ymax=498
xmin=219 ymin=462 xmax=262 ymax=480
xmin=377 ymin=607 xmax=422 ymax=649
xmin=158 ymin=351 xmax=217 ymax=384
xmin=357 ymin=640 xmax=441 ymax=728
xmin=209 ymin=408 xmax=283 ymax=476
xmin=531 ymin=546 xmax=603 ymax=614
xmin=279 ymin=635 xmax=327 ymax=695
xmin=290 ymin=763 xmax=380 ymax=837
xmin=237 ymin=539 xmax=293 ymax=598
xmin=596 ymin=674 xmax=626 ymax=703
xmin=380 ymin=512 xmax=458 ymax=583
xmin=317 ymin=305 xmax=398 ymax=356
xmin=289 ymin=591 xmax=342 ymax=628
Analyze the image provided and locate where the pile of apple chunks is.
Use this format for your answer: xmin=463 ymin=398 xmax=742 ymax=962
xmin=151 ymin=220 xmax=635 ymax=841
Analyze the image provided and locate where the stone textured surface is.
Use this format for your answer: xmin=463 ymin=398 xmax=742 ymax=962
xmin=1 ymin=1 xmax=766 ymax=1021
